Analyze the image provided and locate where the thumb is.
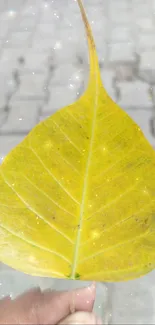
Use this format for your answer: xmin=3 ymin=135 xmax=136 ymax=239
xmin=59 ymin=311 xmax=102 ymax=325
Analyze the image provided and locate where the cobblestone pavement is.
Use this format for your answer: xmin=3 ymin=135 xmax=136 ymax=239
xmin=0 ymin=0 xmax=155 ymax=324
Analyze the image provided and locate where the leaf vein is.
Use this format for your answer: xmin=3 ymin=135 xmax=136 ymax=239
xmin=29 ymin=145 xmax=80 ymax=205
xmin=45 ymin=120 xmax=83 ymax=155
xmin=93 ymin=145 xmax=138 ymax=184
xmin=0 ymin=224 xmax=71 ymax=264
xmin=66 ymin=110 xmax=85 ymax=130
xmin=80 ymin=230 xmax=149 ymax=263
xmin=0 ymin=170 xmax=73 ymax=244
xmin=93 ymin=128 xmax=125 ymax=154
xmin=21 ymin=172 xmax=77 ymax=217
xmin=82 ymin=200 xmax=154 ymax=246
xmin=88 ymin=179 xmax=141 ymax=219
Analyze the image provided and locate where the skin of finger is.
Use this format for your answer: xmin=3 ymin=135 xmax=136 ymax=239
xmin=0 ymin=288 xmax=43 ymax=324
xmin=0 ymin=285 xmax=96 ymax=325
xmin=58 ymin=311 xmax=102 ymax=325
xmin=0 ymin=296 xmax=12 ymax=323
xmin=35 ymin=285 xmax=96 ymax=324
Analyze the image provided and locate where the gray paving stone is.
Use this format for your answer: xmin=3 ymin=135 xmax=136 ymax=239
xmin=0 ymin=100 xmax=39 ymax=131
xmin=108 ymin=42 xmax=134 ymax=62
xmin=16 ymin=74 xmax=46 ymax=99
xmin=111 ymin=26 xmax=131 ymax=42
xmin=0 ymin=135 xmax=23 ymax=159
xmin=118 ymin=81 xmax=152 ymax=108
xmin=43 ymin=84 xmax=77 ymax=115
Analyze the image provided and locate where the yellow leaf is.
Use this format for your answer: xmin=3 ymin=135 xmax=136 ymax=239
xmin=0 ymin=0 xmax=155 ymax=282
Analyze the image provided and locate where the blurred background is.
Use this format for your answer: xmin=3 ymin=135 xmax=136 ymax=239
xmin=0 ymin=0 xmax=155 ymax=324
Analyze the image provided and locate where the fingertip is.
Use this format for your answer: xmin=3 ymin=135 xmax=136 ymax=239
xmin=73 ymin=283 xmax=96 ymax=312
xmin=87 ymin=282 xmax=96 ymax=295
xmin=59 ymin=311 xmax=102 ymax=325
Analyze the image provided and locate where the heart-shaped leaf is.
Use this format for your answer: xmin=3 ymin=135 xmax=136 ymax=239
xmin=0 ymin=0 xmax=155 ymax=281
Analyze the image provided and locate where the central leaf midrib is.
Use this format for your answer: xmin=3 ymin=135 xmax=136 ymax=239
xmin=71 ymin=81 xmax=99 ymax=279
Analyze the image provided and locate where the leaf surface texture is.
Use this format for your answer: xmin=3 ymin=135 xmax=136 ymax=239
xmin=0 ymin=0 xmax=155 ymax=281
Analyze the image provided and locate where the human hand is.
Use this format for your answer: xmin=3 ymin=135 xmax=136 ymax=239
xmin=0 ymin=284 xmax=102 ymax=324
